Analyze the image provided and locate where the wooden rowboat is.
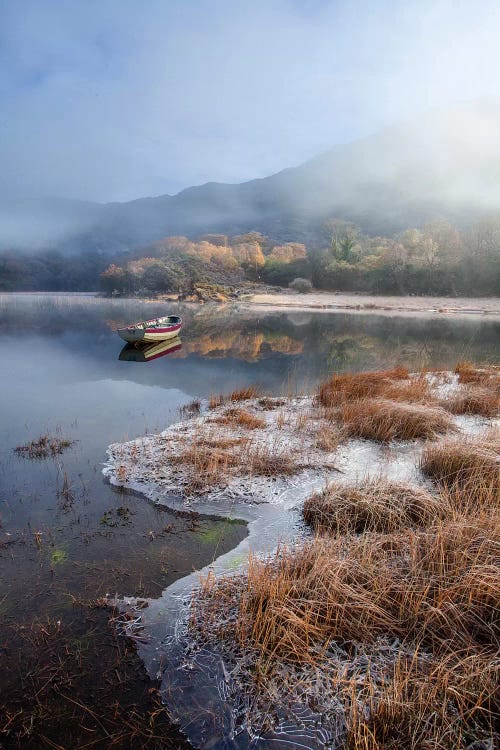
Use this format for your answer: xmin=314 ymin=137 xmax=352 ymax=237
xmin=119 ymin=337 xmax=182 ymax=362
xmin=117 ymin=314 xmax=182 ymax=343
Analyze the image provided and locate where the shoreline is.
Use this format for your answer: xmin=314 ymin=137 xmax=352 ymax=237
xmin=2 ymin=290 xmax=499 ymax=318
xmin=242 ymin=291 xmax=500 ymax=317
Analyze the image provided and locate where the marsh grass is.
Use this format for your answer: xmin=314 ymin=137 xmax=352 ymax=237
xmin=303 ymin=479 xmax=443 ymax=534
xmin=194 ymin=515 xmax=499 ymax=748
xmin=58 ymin=471 xmax=76 ymax=511
xmin=318 ymin=368 xmax=410 ymax=407
xmin=454 ymin=360 xmax=499 ymax=385
xmin=246 ymin=445 xmax=299 ymax=476
xmin=258 ymin=397 xmax=286 ymax=410
xmin=198 ymin=515 xmax=499 ymax=662
xmin=420 ymin=434 xmax=499 ymax=505
xmin=213 ymin=407 xmax=266 ymax=430
xmin=209 ymin=385 xmax=260 ymax=409
xmin=15 ymin=434 xmax=75 ymax=459
xmin=185 ymin=363 xmax=499 ymax=747
xmin=442 ymin=384 xmax=500 ymax=417
xmin=339 ymin=398 xmax=454 ymax=441
xmin=170 ymin=429 xmax=300 ymax=492
xmin=314 ymin=424 xmax=343 ymax=452
xmin=1 ymin=610 xmax=183 ymax=750
xmin=171 ymin=442 xmax=241 ymax=492
xmin=180 ymin=398 xmax=201 ymax=417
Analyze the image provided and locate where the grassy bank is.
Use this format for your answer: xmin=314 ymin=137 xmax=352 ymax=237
xmin=187 ymin=363 xmax=499 ymax=749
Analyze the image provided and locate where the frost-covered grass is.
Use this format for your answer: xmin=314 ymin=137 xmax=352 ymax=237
xmin=105 ymin=364 xmax=499 ymax=748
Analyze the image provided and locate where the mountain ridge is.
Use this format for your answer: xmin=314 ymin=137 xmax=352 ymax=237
xmin=2 ymin=102 xmax=500 ymax=253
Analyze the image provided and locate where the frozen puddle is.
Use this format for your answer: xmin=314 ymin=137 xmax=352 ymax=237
xmin=103 ymin=392 xmax=491 ymax=749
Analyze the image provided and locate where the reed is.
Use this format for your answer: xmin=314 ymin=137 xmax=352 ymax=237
xmin=339 ymin=398 xmax=454 ymax=441
xmin=14 ymin=434 xmax=74 ymax=459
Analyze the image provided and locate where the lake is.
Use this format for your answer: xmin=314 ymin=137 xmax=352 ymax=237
xmin=0 ymin=293 xmax=498 ymax=749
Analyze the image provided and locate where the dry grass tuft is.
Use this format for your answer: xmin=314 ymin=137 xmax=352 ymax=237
xmin=420 ymin=434 xmax=499 ymax=506
xmin=455 ymin=360 xmax=499 ymax=386
xmin=345 ymin=650 xmax=498 ymax=750
xmin=258 ymin=397 xmax=286 ymax=410
xmin=247 ymin=445 xmax=299 ymax=476
xmin=318 ymin=368 xmax=410 ymax=407
xmin=15 ymin=434 xmax=75 ymax=459
xmin=229 ymin=385 xmax=260 ymax=402
xmin=208 ymin=392 xmax=225 ymax=409
xmin=213 ymin=407 xmax=266 ymax=430
xmin=199 ymin=516 xmax=500 ymax=661
xmin=171 ymin=442 xmax=240 ymax=492
xmin=198 ymin=436 xmax=249 ymax=450
xmin=180 ymin=398 xmax=201 ymax=416
xmin=169 ymin=430 xmax=301 ymax=491
xmin=442 ymin=384 xmax=500 ymax=417
xmin=303 ymin=479 xmax=443 ymax=534
xmin=315 ymin=425 xmax=343 ymax=452
xmin=339 ymin=398 xmax=454 ymax=441
xmin=381 ymin=375 xmax=435 ymax=404
xmin=209 ymin=385 xmax=260 ymax=409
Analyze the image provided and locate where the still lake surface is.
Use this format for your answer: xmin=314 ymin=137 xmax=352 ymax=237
xmin=0 ymin=293 xmax=498 ymax=746
xmin=1 ymin=292 xmax=499 ymax=606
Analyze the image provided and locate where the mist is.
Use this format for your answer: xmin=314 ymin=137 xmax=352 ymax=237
xmin=2 ymin=0 xmax=500 ymax=249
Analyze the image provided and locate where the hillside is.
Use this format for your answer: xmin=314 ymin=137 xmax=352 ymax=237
xmin=2 ymin=102 xmax=500 ymax=253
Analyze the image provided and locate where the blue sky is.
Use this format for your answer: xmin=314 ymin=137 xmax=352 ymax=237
xmin=1 ymin=0 xmax=500 ymax=202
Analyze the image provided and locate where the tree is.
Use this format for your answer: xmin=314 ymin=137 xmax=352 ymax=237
xmin=323 ymin=219 xmax=361 ymax=262
xmin=269 ymin=243 xmax=307 ymax=262
xmin=100 ymin=264 xmax=129 ymax=295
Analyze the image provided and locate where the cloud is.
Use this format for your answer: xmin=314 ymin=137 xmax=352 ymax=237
xmin=1 ymin=0 xmax=500 ymax=204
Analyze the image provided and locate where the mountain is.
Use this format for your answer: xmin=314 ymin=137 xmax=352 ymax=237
xmin=3 ymin=102 xmax=500 ymax=253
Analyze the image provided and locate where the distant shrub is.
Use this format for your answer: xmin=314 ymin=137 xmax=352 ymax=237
xmin=289 ymin=277 xmax=313 ymax=293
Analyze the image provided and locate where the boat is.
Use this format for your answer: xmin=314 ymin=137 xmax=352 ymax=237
xmin=119 ymin=337 xmax=182 ymax=362
xmin=117 ymin=314 xmax=182 ymax=343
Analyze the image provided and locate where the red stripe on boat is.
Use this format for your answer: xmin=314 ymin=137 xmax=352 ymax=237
xmin=145 ymin=324 xmax=181 ymax=334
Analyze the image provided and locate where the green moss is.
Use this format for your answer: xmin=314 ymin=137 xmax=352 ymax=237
xmin=50 ymin=548 xmax=68 ymax=566
xmin=193 ymin=518 xmax=245 ymax=545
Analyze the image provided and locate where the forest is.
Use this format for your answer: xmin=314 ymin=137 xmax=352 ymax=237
xmin=1 ymin=217 xmax=499 ymax=297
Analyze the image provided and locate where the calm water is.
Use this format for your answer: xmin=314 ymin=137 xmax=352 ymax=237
xmin=0 ymin=294 xmax=498 ymax=747
xmin=1 ymin=294 xmax=498 ymax=593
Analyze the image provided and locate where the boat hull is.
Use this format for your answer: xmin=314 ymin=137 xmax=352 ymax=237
xmin=117 ymin=317 xmax=182 ymax=343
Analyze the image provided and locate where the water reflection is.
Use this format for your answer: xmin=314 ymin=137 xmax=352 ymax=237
xmin=1 ymin=295 xmax=498 ymax=396
xmin=119 ymin=336 xmax=182 ymax=361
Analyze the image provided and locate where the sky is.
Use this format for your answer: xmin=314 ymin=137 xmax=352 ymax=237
xmin=1 ymin=0 xmax=500 ymax=203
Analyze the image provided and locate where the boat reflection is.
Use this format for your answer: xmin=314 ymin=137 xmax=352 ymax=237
xmin=119 ymin=336 xmax=182 ymax=362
